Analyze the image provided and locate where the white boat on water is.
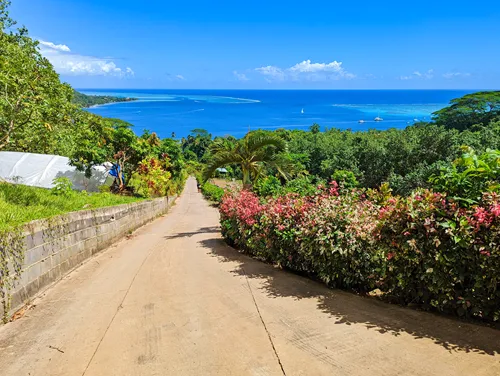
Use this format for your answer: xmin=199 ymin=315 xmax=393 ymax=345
xmin=374 ymin=117 xmax=383 ymax=122
xmin=358 ymin=120 xmax=365 ymax=124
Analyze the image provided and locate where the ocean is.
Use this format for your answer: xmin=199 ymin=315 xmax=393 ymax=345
xmin=80 ymin=89 xmax=472 ymax=138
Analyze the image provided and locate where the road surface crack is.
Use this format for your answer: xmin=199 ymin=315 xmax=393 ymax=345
xmin=80 ymin=242 xmax=157 ymax=376
xmin=243 ymin=268 xmax=287 ymax=376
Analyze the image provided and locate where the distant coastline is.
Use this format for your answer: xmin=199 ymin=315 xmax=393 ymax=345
xmin=73 ymin=91 xmax=138 ymax=108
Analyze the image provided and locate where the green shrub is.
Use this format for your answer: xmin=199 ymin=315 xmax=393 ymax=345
xmin=280 ymin=176 xmax=325 ymax=196
xmin=51 ymin=177 xmax=74 ymax=197
xmin=201 ymin=181 xmax=225 ymax=203
xmin=128 ymin=157 xmax=172 ymax=198
xmin=331 ymin=170 xmax=358 ymax=189
xmin=429 ymin=147 xmax=500 ymax=205
xmin=254 ymin=176 xmax=281 ymax=197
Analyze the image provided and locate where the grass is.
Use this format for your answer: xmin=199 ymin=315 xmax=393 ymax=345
xmin=0 ymin=183 xmax=143 ymax=231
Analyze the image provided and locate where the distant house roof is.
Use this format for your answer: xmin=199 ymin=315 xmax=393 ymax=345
xmin=216 ymin=168 xmax=228 ymax=173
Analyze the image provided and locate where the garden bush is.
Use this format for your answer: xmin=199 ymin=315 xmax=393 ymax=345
xmin=128 ymin=157 xmax=172 ymax=198
xmin=219 ymin=184 xmax=500 ymax=321
xmin=254 ymin=176 xmax=282 ymax=197
xmin=201 ymin=181 xmax=225 ymax=203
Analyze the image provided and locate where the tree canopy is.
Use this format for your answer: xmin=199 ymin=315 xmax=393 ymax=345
xmin=432 ymin=91 xmax=500 ymax=131
xmin=0 ymin=11 xmax=74 ymax=152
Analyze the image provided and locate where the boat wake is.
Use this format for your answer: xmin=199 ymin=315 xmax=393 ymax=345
xmin=162 ymin=109 xmax=205 ymax=116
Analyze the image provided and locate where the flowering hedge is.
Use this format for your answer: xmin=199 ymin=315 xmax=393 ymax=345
xmin=219 ymin=185 xmax=500 ymax=321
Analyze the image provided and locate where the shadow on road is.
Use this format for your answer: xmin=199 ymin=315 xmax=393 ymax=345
xmin=164 ymin=226 xmax=220 ymax=240
xmin=199 ymin=236 xmax=500 ymax=357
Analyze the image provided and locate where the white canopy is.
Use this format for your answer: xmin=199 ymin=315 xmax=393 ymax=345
xmin=0 ymin=151 xmax=113 ymax=192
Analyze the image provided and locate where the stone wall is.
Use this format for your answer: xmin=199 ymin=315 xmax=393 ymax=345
xmin=9 ymin=196 xmax=176 ymax=313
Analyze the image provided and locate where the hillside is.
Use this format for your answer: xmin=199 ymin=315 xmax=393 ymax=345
xmin=72 ymin=91 xmax=137 ymax=108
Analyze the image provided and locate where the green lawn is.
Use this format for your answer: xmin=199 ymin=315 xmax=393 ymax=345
xmin=0 ymin=183 xmax=143 ymax=231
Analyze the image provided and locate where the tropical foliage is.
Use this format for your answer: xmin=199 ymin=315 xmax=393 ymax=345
xmin=203 ymin=131 xmax=290 ymax=187
xmin=128 ymin=157 xmax=172 ymax=198
xmin=429 ymin=147 xmax=500 ymax=205
xmin=0 ymin=8 xmax=74 ymax=153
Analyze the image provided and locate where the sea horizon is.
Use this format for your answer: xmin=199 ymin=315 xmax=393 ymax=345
xmin=81 ymin=89 xmax=476 ymax=138
xmin=77 ymin=88 xmax=488 ymax=91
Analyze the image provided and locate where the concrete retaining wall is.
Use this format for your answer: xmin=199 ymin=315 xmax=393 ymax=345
xmin=9 ymin=196 xmax=176 ymax=313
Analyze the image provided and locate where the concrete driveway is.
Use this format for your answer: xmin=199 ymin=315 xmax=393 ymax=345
xmin=0 ymin=177 xmax=499 ymax=375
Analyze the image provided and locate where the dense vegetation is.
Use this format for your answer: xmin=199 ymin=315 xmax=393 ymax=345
xmin=72 ymin=91 xmax=137 ymax=108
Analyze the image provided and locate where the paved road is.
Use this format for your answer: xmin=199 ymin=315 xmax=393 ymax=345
xmin=1 ymin=178 xmax=499 ymax=376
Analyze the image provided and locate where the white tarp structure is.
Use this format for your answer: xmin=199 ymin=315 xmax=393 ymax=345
xmin=0 ymin=151 xmax=113 ymax=192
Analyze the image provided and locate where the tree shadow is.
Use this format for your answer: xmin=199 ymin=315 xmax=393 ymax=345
xmin=164 ymin=227 xmax=220 ymax=240
xmin=199 ymin=237 xmax=500 ymax=356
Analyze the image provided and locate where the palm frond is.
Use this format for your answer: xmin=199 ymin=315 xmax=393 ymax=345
xmin=202 ymin=150 xmax=240 ymax=182
xmin=203 ymin=130 xmax=289 ymax=185
xmin=244 ymin=131 xmax=287 ymax=155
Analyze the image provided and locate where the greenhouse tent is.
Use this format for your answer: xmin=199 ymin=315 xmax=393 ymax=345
xmin=0 ymin=151 xmax=113 ymax=192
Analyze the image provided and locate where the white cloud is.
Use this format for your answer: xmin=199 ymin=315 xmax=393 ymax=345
xmin=399 ymin=69 xmax=434 ymax=80
xmin=443 ymin=72 xmax=471 ymax=79
xmin=38 ymin=40 xmax=133 ymax=77
xmin=165 ymin=73 xmax=185 ymax=81
xmin=255 ymin=59 xmax=354 ymax=82
xmin=38 ymin=40 xmax=71 ymax=52
xmin=233 ymin=70 xmax=249 ymax=81
xmin=289 ymin=60 xmax=343 ymax=73
xmin=255 ymin=65 xmax=286 ymax=81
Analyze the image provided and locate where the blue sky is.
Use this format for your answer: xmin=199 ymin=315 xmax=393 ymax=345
xmin=10 ymin=0 xmax=500 ymax=89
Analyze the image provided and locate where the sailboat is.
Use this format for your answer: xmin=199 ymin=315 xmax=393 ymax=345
xmin=374 ymin=112 xmax=383 ymax=122
xmin=301 ymin=108 xmax=304 ymax=114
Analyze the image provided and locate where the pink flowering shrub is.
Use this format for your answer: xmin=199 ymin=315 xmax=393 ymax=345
xmin=259 ymin=193 xmax=315 ymax=267
xmin=378 ymin=190 xmax=500 ymax=320
xmin=219 ymin=185 xmax=500 ymax=321
xmin=295 ymin=191 xmax=383 ymax=290
xmin=219 ymin=189 xmax=264 ymax=251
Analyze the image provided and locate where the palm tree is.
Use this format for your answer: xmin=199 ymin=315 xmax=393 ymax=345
xmin=203 ymin=131 xmax=290 ymax=189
